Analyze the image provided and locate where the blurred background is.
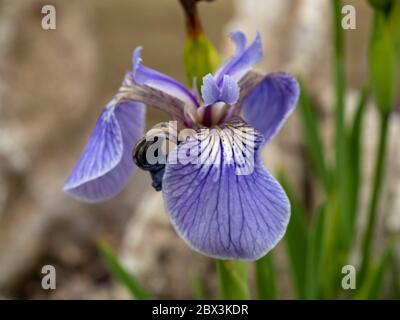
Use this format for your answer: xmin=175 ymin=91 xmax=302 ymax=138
xmin=0 ymin=0 xmax=399 ymax=299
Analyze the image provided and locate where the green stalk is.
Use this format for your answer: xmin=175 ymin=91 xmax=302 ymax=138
xmin=298 ymin=81 xmax=331 ymax=192
xmin=318 ymin=1 xmax=353 ymax=298
xmin=216 ymin=260 xmax=250 ymax=299
xmin=98 ymin=242 xmax=151 ymax=300
xmin=332 ymin=0 xmax=351 ymax=240
xmin=359 ymin=112 xmax=390 ymax=282
xmin=255 ymin=253 xmax=278 ymax=300
xmin=347 ymin=89 xmax=368 ymax=244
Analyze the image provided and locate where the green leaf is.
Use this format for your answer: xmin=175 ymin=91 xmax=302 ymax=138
xmin=359 ymin=113 xmax=390 ymax=282
xmin=369 ymin=10 xmax=397 ymax=115
xmin=216 ymin=260 xmax=250 ymax=300
xmin=392 ymin=248 xmax=400 ymax=299
xmin=368 ymin=0 xmax=393 ymax=13
xmin=347 ymin=89 xmax=368 ymax=243
xmin=97 ymin=242 xmax=151 ymax=300
xmin=183 ymin=34 xmax=220 ymax=89
xmin=304 ymin=205 xmax=326 ymax=299
xmin=355 ymin=245 xmax=392 ymax=299
xmin=319 ymin=195 xmax=349 ymax=299
xmin=388 ymin=0 xmax=400 ymax=61
xmin=332 ymin=0 xmax=353 ymax=240
xmin=298 ymin=80 xmax=330 ymax=191
xmin=191 ymin=271 xmax=206 ymax=300
xmin=279 ymin=173 xmax=308 ymax=299
xmin=255 ymin=253 xmax=278 ymax=300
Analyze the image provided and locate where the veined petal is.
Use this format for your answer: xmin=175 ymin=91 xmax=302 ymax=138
xmin=63 ymin=99 xmax=145 ymax=202
xmin=162 ymin=121 xmax=290 ymax=260
xmin=201 ymin=74 xmax=239 ymax=106
xmin=237 ymin=71 xmax=264 ymax=106
xmin=132 ymin=47 xmax=199 ymax=108
xmin=219 ymin=75 xmax=240 ymax=105
xmin=240 ymin=72 xmax=299 ymax=145
xmin=201 ymin=73 xmax=220 ymax=106
xmin=126 ymin=80 xmax=190 ymax=125
xmin=214 ymin=31 xmax=263 ymax=86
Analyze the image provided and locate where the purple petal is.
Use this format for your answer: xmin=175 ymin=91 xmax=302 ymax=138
xmin=63 ymin=100 xmax=145 ymax=202
xmin=201 ymin=74 xmax=220 ymax=105
xmin=214 ymin=31 xmax=263 ymax=86
xmin=162 ymin=122 xmax=290 ymax=260
xmin=240 ymin=72 xmax=299 ymax=145
xmin=201 ymin=74 xmax=239 ymax=106
xmin=132 ymin=47 xmax=199 ymax=108
xmin=219 ymin=75 xmax=240 ymax=105
xmin=127 ymin=79 xmax=189 ymax=125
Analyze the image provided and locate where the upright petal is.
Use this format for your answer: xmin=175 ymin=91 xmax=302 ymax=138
xmin=63 ymin=99 xmax=145 ymax=202
xmin=201 ymin=73 xmax=220 ymax=105
xmin=162 ymin=121 xmax=290 ymax=260
xmin=219 ymin=75 xmax=240 ymax=105
xmin=240 ymin=72 xmax=299 ymax=145
xmin=133 ymin=47 xmax=199 ymax=108
xmin=214 ymin=31 xmax=263 ymax=86
xmin=201 ymin=74 xmax=239 ymax=106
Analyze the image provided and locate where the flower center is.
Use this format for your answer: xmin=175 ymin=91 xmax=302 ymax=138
xmin=186 ymin=102 xmax=231 ymax=128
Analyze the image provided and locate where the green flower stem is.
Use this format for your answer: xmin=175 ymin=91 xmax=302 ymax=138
xmin=332 ymin=0 xmax=351 ymax=241
xmin=98 ymin=242 xmax=151 ymax=300
xmin=359 ymin=112 xmax=390 ymax=282
xmin=255 ymin=253 xmax=278 ymax=299
xmin=179 ymin=0 xmax=220 ymax=88
xmin=216 ymin=260 xmax=250 ymax=299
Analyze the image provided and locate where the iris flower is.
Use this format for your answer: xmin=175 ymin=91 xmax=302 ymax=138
xmin=64 ymin=31 xmax=299 ymax=260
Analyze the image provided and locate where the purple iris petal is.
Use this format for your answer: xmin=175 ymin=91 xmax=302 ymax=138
xmin=220 ymin=75 xmax=240 ymax=105
xmin=63 ymin=100 xmax=145 ymax=202
xmin=201 ymin=74 xmax=239 ymax=106
xmin=132 ymin=47 xmax=199 ymax=108
xmin=241 ymin=72 xmax=299 ymax=145
xmin=201 ymin=74 xmax=220 ymax=105
xmin=214 ymin=31 xmax=263 ymax=86
xmin=162 ymin=122 xmax=290 ymax=260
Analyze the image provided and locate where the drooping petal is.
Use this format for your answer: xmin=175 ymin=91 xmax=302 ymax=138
xmin=162 ymin=121 xmax=290 ymax=260
xmin=240 ymin=72 xmax=299 ymax=145
xmin=214 ymin=31 xmax=263 ymax=86
xmin=126 ymin=79 xmax=190 ymax=125
xmin=132 ymin=47 xmax=199 ymax=108
xmin=63 ymin=99 xmax=145 ymax=202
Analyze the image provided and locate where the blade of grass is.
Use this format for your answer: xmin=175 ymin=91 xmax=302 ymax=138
xmin=304 ymin=205 xmax=326 ymax=299
xmin=319 ymin=194 xmax=349 ymax=299
xmin=191 ymin=271 xmax=206 ymax=300
xmin=316 ymin=1 xmax=353 ymax=298
xmin=216 ymin=260 xmax=250 ymax=299
xmin=347 ymin=89 xmax=368 ymax=243
xmin=332 ymin=0 xmax=351 ymax=244
xmin=255 ymin=252 xmax=278 ymax=300
xmin=279 ymin=173 xmax=308 ymax=299
xmin=298 ymin=80 xmax=330 ymax=191
xmin=359 ymin=113 xmax=390 ymax=282
xmin=355 ymin=244 xmax=392 ymax=299
xmin=392 ymin=246 xmax=400 ymax=299
xmin=98 ymin=241 xmax=151 ymax=300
